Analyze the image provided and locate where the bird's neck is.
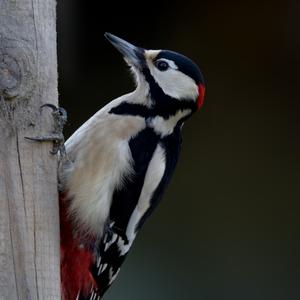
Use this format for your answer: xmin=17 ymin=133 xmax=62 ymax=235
xmin=109 ymin=73 xmax=195 ymax=136
xmin=146 ymin=109 xmax=191 ymax=137
xmin=109 ymin=94 xmax=192 ymax=137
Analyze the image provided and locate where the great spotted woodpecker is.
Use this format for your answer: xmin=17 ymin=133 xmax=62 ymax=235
xmin=59 ymin=33 xmax=205 ymax=300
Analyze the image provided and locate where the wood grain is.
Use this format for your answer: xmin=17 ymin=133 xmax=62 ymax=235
xmin=0 ymin=0 xmax=60 ymax=298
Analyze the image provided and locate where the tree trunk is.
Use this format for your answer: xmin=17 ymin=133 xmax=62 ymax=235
xmin=0 ymin=0 xmax=61 ymax=299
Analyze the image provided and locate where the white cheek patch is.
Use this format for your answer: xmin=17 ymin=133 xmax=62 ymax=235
xmin=148 ymin=62 xmax=198 ymax=101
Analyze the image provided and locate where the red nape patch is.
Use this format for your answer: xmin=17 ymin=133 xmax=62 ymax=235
xmin=197 ymin=84 xmax=205 ymax=110
xmin=60 ymin=193 xmax=96 ymax=300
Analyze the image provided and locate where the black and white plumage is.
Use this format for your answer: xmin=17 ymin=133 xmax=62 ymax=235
xmin=59 ymin=33 xmax=205 ymax=300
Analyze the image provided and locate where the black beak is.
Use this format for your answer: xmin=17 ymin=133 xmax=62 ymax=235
xmin=104 ymin=33 xmax=145 ymax=69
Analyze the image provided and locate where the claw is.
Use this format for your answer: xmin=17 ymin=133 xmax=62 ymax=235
xmin=41 ymin=104 xmax=67 ymax=132
xmin=41 ymin=103 xmax=67 ymax=119
xmin=25 ymin=134 xmax=65 ymax=155
xmin=40 ymin=103 xmax=58 ymax=111
xmin=25 ymin=103 xmax=67 ymax=156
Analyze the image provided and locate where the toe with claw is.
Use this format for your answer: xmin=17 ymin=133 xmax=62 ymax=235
xmin=25 ymin=104 xmax=67 ymax=156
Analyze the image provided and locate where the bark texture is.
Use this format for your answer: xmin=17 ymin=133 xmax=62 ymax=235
xmin=0 ymin=0 xmax=60 ymax=299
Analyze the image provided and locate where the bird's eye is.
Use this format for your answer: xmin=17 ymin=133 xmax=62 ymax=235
xmin=155 ymin=60 xmax=169 ymax=71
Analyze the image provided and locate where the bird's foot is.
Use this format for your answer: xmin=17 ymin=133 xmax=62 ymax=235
xmin=25 ymin=104 xmax=67 ymax=156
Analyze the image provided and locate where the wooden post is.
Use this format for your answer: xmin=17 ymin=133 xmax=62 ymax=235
xmin=0 ymin=0 xmax=61 ymax=299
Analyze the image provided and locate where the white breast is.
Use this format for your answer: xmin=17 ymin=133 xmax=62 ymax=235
xmin=61 ymin=110 xmax=146 ymax=237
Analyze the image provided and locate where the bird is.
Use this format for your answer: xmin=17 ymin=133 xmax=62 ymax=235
xmin=59 ymin=33 xmax=205 ymax=300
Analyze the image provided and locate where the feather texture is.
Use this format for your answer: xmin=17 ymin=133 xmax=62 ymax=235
xmin=59 ymin=39 xmax=204 ymax=299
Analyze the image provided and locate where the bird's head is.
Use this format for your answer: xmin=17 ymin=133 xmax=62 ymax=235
xmin=105 ymin=33 xmax=205 ymax=115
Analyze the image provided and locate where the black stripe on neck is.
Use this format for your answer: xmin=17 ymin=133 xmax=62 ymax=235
xmin=109 ymin=67 xmax=197 ymax=119
xmin=109 ymin=100 xmax=195 ymax=119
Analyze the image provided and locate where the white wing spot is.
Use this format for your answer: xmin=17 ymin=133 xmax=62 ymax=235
xmin=109 ymin=268 xmax=120 ymax=285
xmin=104 ymin=233 xmax=118 ymax=252
xmin=100 ymin=263 xmax=108 ymax=274
xmin=103 ymin=234 xmax=108 ymax=244
xmin=96 ymin=256 xmax=102 ymax=268
xmin=89 ymin=291 xmax=95 ymax=300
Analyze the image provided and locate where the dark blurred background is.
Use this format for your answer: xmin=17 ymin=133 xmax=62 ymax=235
xmin=57 ymin=1 xmax=300 ymax=299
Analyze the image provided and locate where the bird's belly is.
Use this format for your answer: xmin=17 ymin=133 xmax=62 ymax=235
xmin=64 ymin=115 xmax=146 ymax=237
xmin=66 ymin=139 xmax=132 ymax=237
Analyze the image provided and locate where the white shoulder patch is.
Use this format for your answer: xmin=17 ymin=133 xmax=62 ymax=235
xmin=119 ymin=144 xmax=166 ymax=255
